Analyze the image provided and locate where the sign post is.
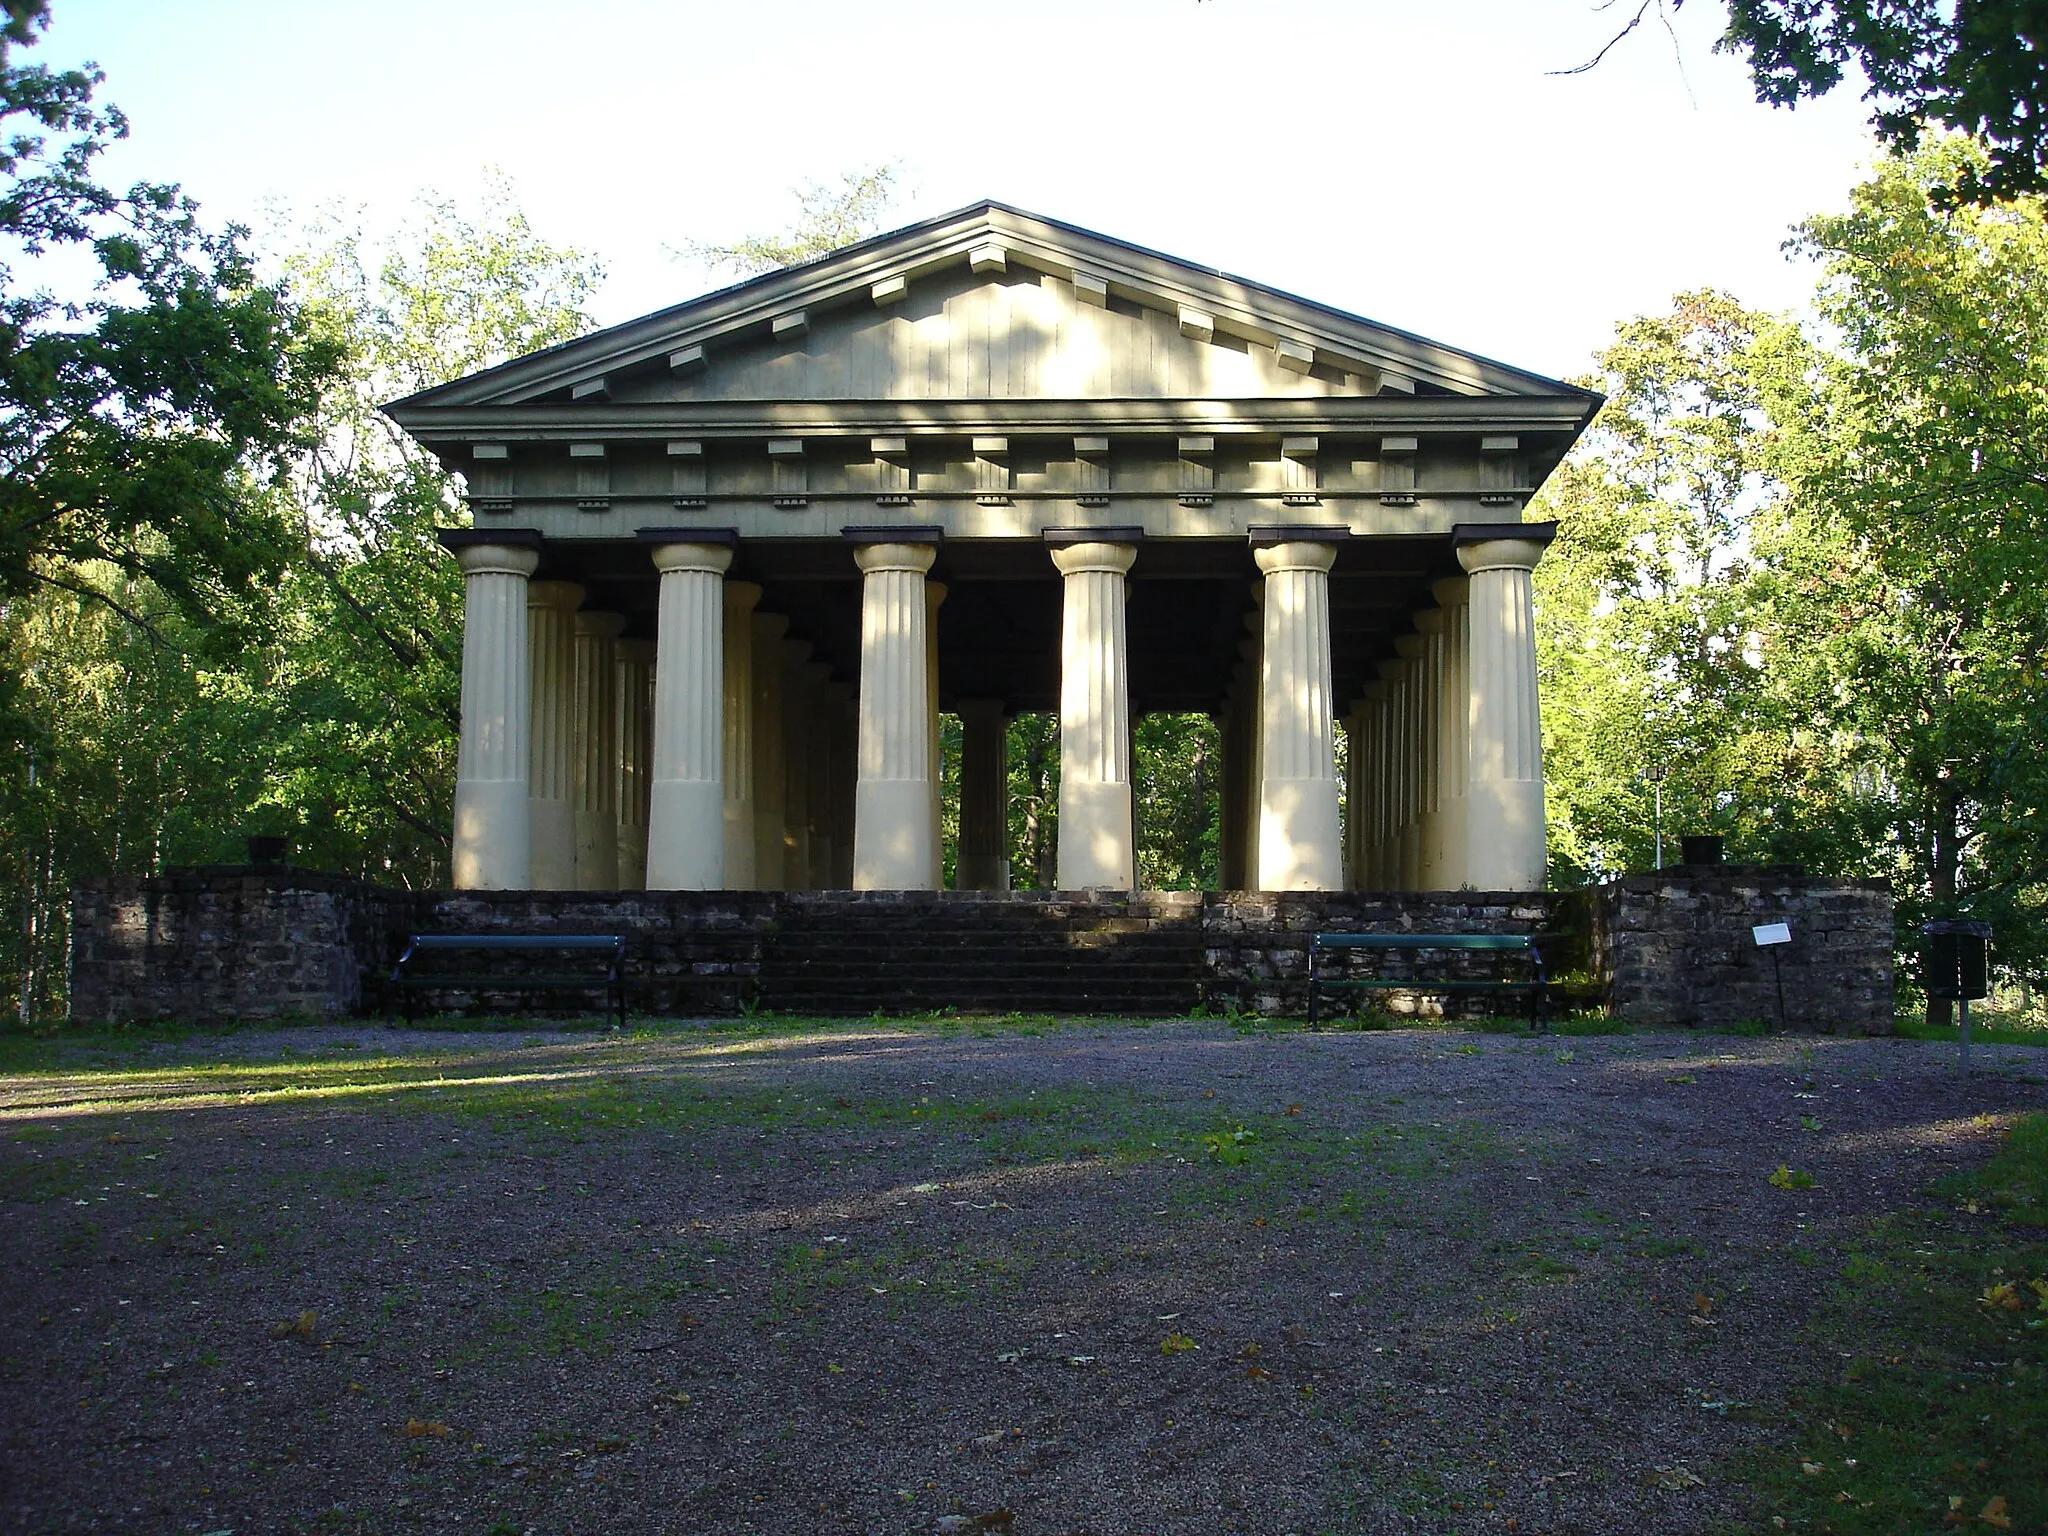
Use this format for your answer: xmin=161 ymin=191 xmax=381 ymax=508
xmin=1922 ymin=920 xmax=1991 ymax=1074
xmin=1752 ymin=921 xmax=1792 ymax=1032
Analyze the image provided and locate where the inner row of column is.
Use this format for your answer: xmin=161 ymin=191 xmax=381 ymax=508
xmin=448 ymin=534 xmax=1548 ymax=893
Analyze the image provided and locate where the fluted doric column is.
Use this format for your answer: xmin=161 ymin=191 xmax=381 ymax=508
xmin=614 ymin=637 xmax=654 ymax=889
xmin=925 ymin=581 xmax=947 ymax=887
xmin=826 ymin=680 xmax=859 ymax=888
xmin=1254 ymin=540 xmax=1342 ymax=890
xmin=1411 ymin=613 xmax=1446 ymax=889
xmin=720 ymin=582 xmax=761 ymax=890
xmin=572 ymin=611 xmax=625 ymax=890
xmin=852 ymin=541 xmax=938 ymax=890
xmin=956 ymin=698 xmax=1011 ymax=890
xmin=526 ymin=579 xmax=586 ymax=889
xmin=1377 ymin=658 xmax=1409 ymax=890
xmin=1430 ymin=576 xmax=1472 ymax=890
xmin=1358 ymin=680 xmax=1390 ymax=889
xmin=802 ymin=660 xmax=837 ymax=887
xmin=1051 ymin=541 xmax=1137 ymax=890
xmin=1217 ymin=688 xmax=1246 ymax=890
xmin=644 ymin=542 xmax=731 ymax=890
xmin=780 ymin=637 xmax=814 ymax=888
xmin=451 ymin=542 xmax=539 ymax=890
xmin=1458 ymin=537 xmax=1548 ymax=890
xmin=750 ymin=611 xmax=789 ymax=889
xmin=1399 ymin=634 xmax=1434 ymax=889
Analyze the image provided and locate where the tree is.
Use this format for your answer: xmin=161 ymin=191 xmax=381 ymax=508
xmin=680 ymin=165 xmax=904 ymax=277
xmin=1775 ymin=135 xmax=2048 ymax=1011
xmin=1532 ymin=291 xmax=1824 ymax=880
xmin=0 ymin=2 xmax=340 ymax=635
xmin=1569 ymin=1 xmax=2048 ymax=203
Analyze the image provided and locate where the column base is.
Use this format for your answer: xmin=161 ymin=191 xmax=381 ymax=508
xmin=575 ymin=810 xmax=620 ymax=890
xmin=1465 ymin=780 xmax=1547 ymax=891
xmin=956 ymin=853 xmax=1011 ymax=891
xmin=1257 ymin=778 xmax=1342 ymax=891
xmin=854 ymin=778 xmax=935 ymax=891
xmin=616 ymin=827 xmax=647 ymax=892
xmin=528 ymin=798 xmax=577 ymax=891
xmin=646 ymin=779 xmax=726 ymax=890
xmin=453 ymin=778 xmax=531 ymax=890
xmin=721 ymin=799 xmax=756 ymax=890
xmin=1058 ymin=779 xmax=1135 ymax=890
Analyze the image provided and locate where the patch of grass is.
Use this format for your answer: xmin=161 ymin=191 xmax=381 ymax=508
xmin=1894 ymin=1013 xmax=2048 ymax=1048
xmin=1730 ymin=1113 xmax=2048 ymax=1533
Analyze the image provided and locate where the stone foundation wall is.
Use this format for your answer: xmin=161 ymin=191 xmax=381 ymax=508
xmin=68 ymin=870 xmax=388 ymax=1023
xmin=68 ymin=868 xmax=1894 ymax=1032
xmin=1584 ymin=868 xmax=1894 ymax=1034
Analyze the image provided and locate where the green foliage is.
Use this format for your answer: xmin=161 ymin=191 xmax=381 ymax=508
xmin=1714 ymin=0 xmax=2048 ymax=205
xmin=0 ymin=174 xmax=602 ymax=1017
xmin=680 ymin=164 xmax=902 ymax=277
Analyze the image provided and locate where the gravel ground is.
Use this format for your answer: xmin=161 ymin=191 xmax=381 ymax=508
xmin=1 ymin=1019 xmax=2043 ymax=1536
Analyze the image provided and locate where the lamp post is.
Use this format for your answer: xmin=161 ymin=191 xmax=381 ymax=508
xmin=1645 ymin=762 xmax=1668 ymax=871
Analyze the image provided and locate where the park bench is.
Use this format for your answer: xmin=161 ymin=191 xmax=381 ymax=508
xmin=1305 ymin=932 xmax=1560 ymax=1030
xmin=389 ymin=933 xmax=626 ymax=1027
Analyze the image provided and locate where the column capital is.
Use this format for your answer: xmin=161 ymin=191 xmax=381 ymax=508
xmin=574 ymin=610 xmax=627 ymax=641
xmin=1361 ymin=680 xmax=1390 ymax=702
xmin=527 ymin=579 xmax=585 ymax=612
xmin=1431 ymin=576 xmax=1470 ymax=607
xmin=1455 ymin=537 xmax=1548 ymax=577
xmin=780 ymin=637 xmax=814 ymax=667
xmin=852 ymin=541 xmax=937 ymax=576
xmin=1413 ymin=609 xmax=1445 ymax=636
xmin=752 ymin=610 xmax=790 ymax=644
xmin=615 ymin=637 xmax=656 ymax=664
xmin=1253 ymin=540 xmax=1338 ymax=576
xmin=650 ymin=541 xmax=735 ymax=577
xmin=1378 ymin=658 xmax=1406 ymax=682
xmin=956 ymin=697 xmax=1009 ymax=721
xmin=1049 ymin=541 xmax=1137 ymax=577
xmin=723 ymin=579 xmax=762 ymax=615
xmin=454 ymin=542 xmax=540 ymax=579
xmin=1395 ymin=634 xmax=1427 ymax=661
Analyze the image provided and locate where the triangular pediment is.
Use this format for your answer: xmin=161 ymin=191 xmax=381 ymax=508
xmin=387 ymin=202 xmax=1591 ymax=417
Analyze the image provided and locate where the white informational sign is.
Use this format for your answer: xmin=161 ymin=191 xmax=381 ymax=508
xmin=1752 ymin=922 xmax=1792 ymax=947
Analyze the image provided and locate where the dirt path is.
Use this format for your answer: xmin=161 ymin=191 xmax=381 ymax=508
xmin=2 ymin=1020 xmax=2041 ymax=1535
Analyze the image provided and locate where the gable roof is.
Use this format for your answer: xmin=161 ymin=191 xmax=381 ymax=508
xmin=385 ymin=200 xmax=1598 ymax=416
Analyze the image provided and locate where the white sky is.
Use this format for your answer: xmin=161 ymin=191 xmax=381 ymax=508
xmin=48 ymin=0 xmax=1878 ymax=383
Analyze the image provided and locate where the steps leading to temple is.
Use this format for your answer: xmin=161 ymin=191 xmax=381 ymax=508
xmin=754 ymin=894 xmax=1206 ymax=1014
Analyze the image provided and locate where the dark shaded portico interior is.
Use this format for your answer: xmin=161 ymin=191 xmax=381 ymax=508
xmin=534 ymin=532 xmax=1459 ymax=717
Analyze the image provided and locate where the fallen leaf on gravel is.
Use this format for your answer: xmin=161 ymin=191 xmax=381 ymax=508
xmin=972 ymin=1432 xmax=1005 ymax=1450
xmin=1160 ymin=1333 xmax=1197 ymax=1355
xmin=1244 ymin=1364 xmax=1271 ymax=1380
xmin=1065 ymin=1355 xmax=1096 ymax=1366
xmin=1650 ymin=1464 xmax=1705 ymax=1490
xmin=935 ymin=1512 xmax=1015 ymax=1533
xmin=994 ymin=1350 xmax=1023 ymax=1364
xmin=268 ymin=1310 xmax=317 ymax=1340
xmin=403 ymin=1419 xmax=452 ymax=1438
xmin=1980 ymin=1495 xmax=2013 ymax=1529
xmin=1801 ymin=1461 xmax=1824 ymax=1476
xmin=1980 ymin=1282 xmax=2023 ymax=1311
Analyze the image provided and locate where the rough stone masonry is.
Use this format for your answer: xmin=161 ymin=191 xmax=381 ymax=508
xmin=69 ymin=867 xmax=1893 ymax=1032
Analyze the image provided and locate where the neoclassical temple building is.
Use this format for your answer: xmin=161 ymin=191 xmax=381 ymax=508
xmin=387 ymin=203 xmax=1599 ymax=896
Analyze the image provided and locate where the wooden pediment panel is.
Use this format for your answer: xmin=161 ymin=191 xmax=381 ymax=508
xmin=611 ymin=263 xmax=1378 ymax=405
